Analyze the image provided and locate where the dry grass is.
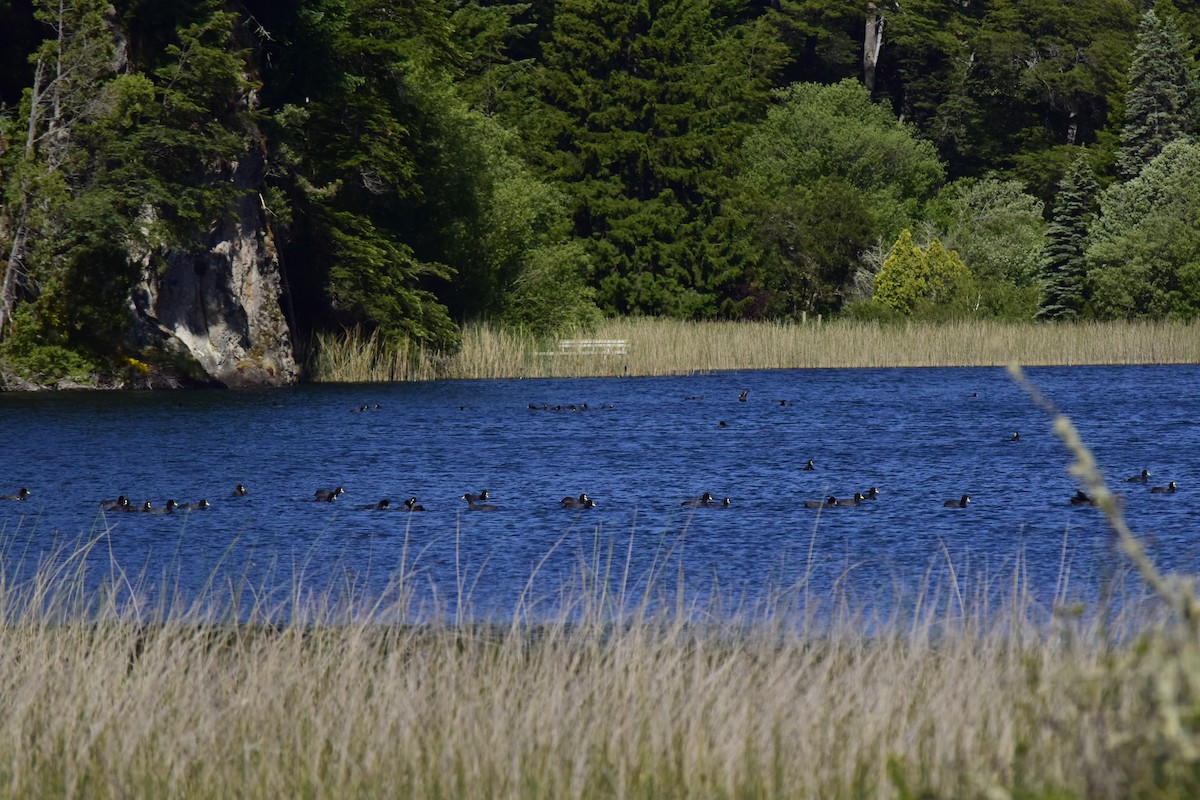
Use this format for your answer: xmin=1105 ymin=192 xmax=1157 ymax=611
xmin=0 ymin=536 xmax=1192 ymax=797
xmin=308 ymin=319 xmax=1200 ymax=382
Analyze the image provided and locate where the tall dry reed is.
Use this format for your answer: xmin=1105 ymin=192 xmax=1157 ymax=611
xmin=308 ymin=319 xmax=1200 ymax=382
xmin=0 ymin=531 xmax=1192 ymax=795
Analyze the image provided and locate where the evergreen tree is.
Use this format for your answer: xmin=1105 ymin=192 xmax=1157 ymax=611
xmin=873 ymin=229 xmax=970 ymax=315
xmin=530 ymin=0 xmax=784 ymax=317
xmin=1117 ymin=8 xmax=1198 ymax=179
xmin=873 ymin=228 xmax=928 ymax=314
xmin=266 ymin=0 xmax=463 ymax=348
xmin=448 ymin=1 xmax=537 ymax=115
xmin=922 ymin=239 xmax=971 ymax=306
xmin=1 ymin=0 xmax=116 ymax=338
xmin=1036 ymin=154 xmax=1098 ymax=321
xmin=1 ymin=0 xmax=265 ymax=380
xmin=955 ymin=0 xmax=1133 ymax=198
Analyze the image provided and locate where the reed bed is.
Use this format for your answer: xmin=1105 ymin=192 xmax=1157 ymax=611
xmin=308 ymin=319 xmax=1200 ymax=382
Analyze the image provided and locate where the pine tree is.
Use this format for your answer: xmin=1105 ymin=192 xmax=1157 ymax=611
xmin=1117 ymin=8 xmax=1198 ymax=179
xmin=530 ymin=0 xmax=784 ymax=317
xmin=270 ymin=0 xmax=463 ymax=348
xmin=1036 ymin=154 xmax=1098 ymax=321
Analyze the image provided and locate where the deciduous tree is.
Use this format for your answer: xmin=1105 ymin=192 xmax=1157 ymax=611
xmin=734 ymin=79 xmax=943 ymax=315
xmin=1089 ymin=139 xmax=1200 ymax=319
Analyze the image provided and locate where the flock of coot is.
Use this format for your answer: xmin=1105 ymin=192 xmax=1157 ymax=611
xmin=0 ymin=458 xmax=1179 ymax=518
xmin=0 ymin=390 xmax=1182 ymax=518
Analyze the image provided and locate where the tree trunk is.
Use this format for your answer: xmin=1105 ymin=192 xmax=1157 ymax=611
xmin=1 ymin=0 xmax=112 ymax=336
xmin=0 ymin=58 xmax=46 ymax=337
xmin=863 ymin=5 xmax=884 ymax=95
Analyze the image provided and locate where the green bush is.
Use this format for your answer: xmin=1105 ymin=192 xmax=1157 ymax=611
xmin=0 ymin=340 xmax=98 ymax=384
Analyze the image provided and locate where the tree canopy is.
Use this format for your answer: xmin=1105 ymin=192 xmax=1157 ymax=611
xmin=1089 ymin=139 xmax=1200 ymax=320
xmin=2 ymin=0 xmax=1200 ymax=383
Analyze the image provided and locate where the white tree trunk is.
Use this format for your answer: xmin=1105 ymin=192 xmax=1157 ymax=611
xmin=0 ymin=58 xmax=47 ymax=336
xmin=1 ymin=0 xmax=114 ymax=337
xmin=863 ymin=8 xmax=885 ymax=94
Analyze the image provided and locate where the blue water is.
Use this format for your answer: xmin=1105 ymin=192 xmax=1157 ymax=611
xmin=0 ymin=365 xmax=1196 ymax=621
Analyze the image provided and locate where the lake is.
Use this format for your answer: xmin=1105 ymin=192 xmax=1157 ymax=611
xmin=0 ymin=365 xmax=1196 ymax=622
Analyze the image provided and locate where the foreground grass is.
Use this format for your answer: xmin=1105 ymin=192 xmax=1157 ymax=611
xmin=0 ymin=550 xmax=1193 ymax=799
xmin=308 ymin=318 xmax=1200 ymax=382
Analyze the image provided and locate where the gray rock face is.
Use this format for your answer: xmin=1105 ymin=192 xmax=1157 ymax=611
xmin=131 ymin=153 xmax=298 ymax=388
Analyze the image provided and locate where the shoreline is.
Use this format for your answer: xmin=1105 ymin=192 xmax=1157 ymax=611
xmin=308 ymin=318 xmax=1200 ymax=382
xmin=4 ymin=319 xmax=1197 ymax=390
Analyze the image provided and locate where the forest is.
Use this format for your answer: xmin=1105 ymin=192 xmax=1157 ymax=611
xmin=1 ymin=0 xmax=1199 ymax=385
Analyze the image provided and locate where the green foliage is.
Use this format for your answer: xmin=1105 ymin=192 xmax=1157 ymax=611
xmin=1010 ymin=143 xmax=1110 ymax=211
xmin=734 ymin=79 xmax=945 ymax=316
xmin=529 ymin=0 xmax=784 ymax=317
xmin=918 ymin=177 xmax=1047 ymax=321
xmin=500 ymin=239 xmax=601 ymax=335
xmin=877 ymin=0 xmax=976 ymax=138
xmin=408 ymin=92 xmax=602 ymax=331
xmin=9 ymin=0 xmax=1200 ymax=379
xmin=449 ymin=1 xmax=536 ymax=115
xmin=0 ymin=338 xmax=98 ymax=384
xmin=970 ymin=281 xmax=1041 ymax=320
xmin=1037 ymin=154 xmax=1098 ymax=321
xmin=1 ymin=0 xmax=118 ymax=336
xmin=1117 ymin=9 xmax=1199 ymax=179
xmin=932 ymin=177 xmax=1047 ymax=286
xmin=739 ymin=80 xmax=944 ymax=234
xmin=739 ymin=175 xmax=875 ymax=317
xmin=321 ymin=208 xmax=459 ymax=347
xmin=3 ymin=1 xmax=254 ymax=321
xmin=872 ymin=229 xmax=926 ymax=315
xmin=873 ymin=229 xmax=971 ymax=315
xmin=966 ymin=0 xmax=1134 ymax=178
xmin=265 ymin=0 xmax=473 ymax=348
xmin=82 ymin=6 xmax=251 ymax=245
xmin=0 ymin=297 xmax=97 ymax=383
xmin=1088 ymin=138 xmax=1200 ymax=319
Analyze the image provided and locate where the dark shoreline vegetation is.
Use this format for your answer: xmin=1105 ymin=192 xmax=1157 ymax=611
xmin=0 ymin=368 xmax=1198 ymax=796
xmin=4 ymin=2 xmax=1200 ymax=389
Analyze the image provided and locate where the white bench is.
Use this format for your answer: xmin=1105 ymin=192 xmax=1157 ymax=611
xmin=555 ymin=339 xmax=628 ymax=356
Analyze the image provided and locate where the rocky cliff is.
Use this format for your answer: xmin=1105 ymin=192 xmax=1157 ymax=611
xmin=130 ymin=151 xmax=299 ymax=388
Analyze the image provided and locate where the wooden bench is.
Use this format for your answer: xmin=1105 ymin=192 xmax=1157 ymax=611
xmin=554 ymin=339 xmax=629 ymax=356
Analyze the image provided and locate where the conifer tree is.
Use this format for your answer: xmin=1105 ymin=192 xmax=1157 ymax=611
xmin=0 ymin=0 xmax=115 ymax=337
xmin=271 ymin=0 xmax=463 ymax=348
xmin=1036 ymin=155 xmax=1098 ymax=321
xmin=1117 ymin=8 xmax=1198 ymax=179
xmin=873 ymin=229 xmax=970 ymax=314
xmin=530 ymin=0 xmax=784 ymax=317
xmin=872 ymin=229 xmax=925 ymax=314
xmin=923 ymin=238 xmax=971 ymax=305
